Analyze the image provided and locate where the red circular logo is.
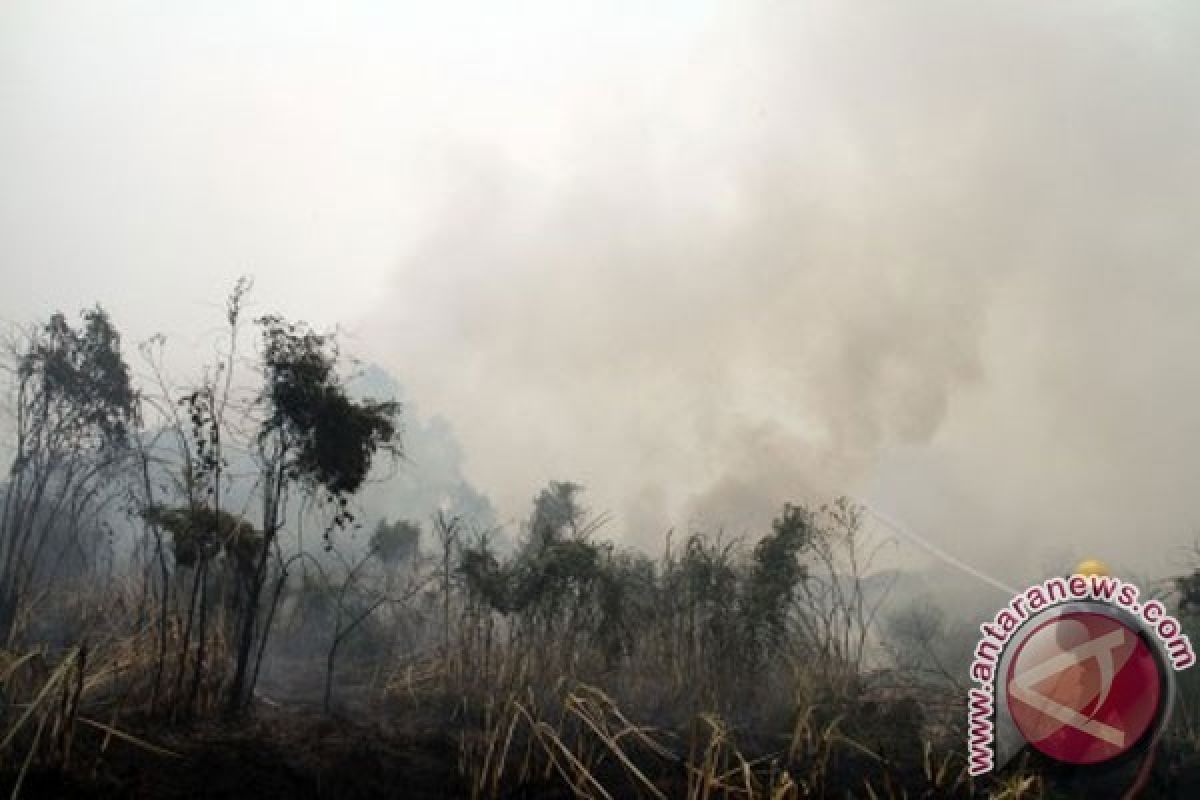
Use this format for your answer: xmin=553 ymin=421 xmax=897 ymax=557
xmin=1006 ymin=611 xmax=1163 ymax=765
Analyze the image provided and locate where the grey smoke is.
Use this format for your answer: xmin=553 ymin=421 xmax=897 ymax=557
xmin=348 ymin=365 xmax=497 ymax=537
xmin=4 ymin=3 xmax=1200 ymax=586
xmin=360 ymin=3 xmax=1200 ymax=585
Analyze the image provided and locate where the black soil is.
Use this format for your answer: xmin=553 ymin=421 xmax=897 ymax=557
xmin=1 ymin=708 xmax=465 ymax=799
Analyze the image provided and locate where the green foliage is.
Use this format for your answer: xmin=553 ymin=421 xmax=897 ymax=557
xmin=680 ymin=533 xmax=739 ymax=604
xmin=592 ymin=549 xmax=656 ymax=664
xmin=257 ymin=315 xmax=401 ymax=499
xmin=510 ymin=537 xmax=602 ymax=612
xmin=673 ymin=533 xmax=742 ymax=678
xmin=370 ymin=518 xmax=420 ymax=566
xmin=529 ymin=481 xmax=585 ymax=547
xmin=1177 ymin=568 xmax=1200 ymax=613
xmin=0 ymin=306 xmax=137 ymax=645
xmin=458 ymin=490 xmax=822 ymax=682
xmin=457 ymin=482 xmax=601 ymax=616
xmin=18 ymin=306 xmax=136 ymax=447
xmin=459 ymin=538 xmax=512 ymax=612
xmin=742 ymin=502 xmax=814 ymax=643
xmin=180 ymin=387 xmax=222 ymax=496
xmin=142 ymin=505 xmax=262 ymax=570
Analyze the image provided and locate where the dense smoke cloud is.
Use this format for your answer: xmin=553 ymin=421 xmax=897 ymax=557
xmin=4 ymin=3 xmax=1200 ymax=585
xmin=361 ymin=2 xmax=1200 ymax=582
xmin=348 ymin=365 xmax=497 ymax=534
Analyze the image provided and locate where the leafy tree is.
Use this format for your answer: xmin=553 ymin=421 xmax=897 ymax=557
xmin=1177 ymin=568 xmax=1200 ymax=612
xmin=0 ymin=307 xmax=136 ymax=644
xmin=592 ymin=549 xmax=656 ymax=667
xmin=675 ymin=532 xmax=740 ymax=693
xmin=529 ymin=481 xmax=585 ymax=548
xmin=459 ymin=537 xmax=511 ymax=612
xmin=742 ymin=503 xmax=814 ymax=649
xmin=225 ymin=315 xmax=401 ymax=713
xmin=370 ymin=518 xmax=420 ymax=567
xmin=256 ymin=315 xmax=400 ymax=502
xmin=141 ymin=505 xmax=262 ymax=573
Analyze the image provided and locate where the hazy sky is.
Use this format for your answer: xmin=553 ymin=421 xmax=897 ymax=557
xmin=4 ymin=2 xmax=1200 ymax=585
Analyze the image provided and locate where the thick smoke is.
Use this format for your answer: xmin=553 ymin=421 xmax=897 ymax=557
xmin=360 ymin=3 xmax=1200 ymax=581
xmin=348 ymin=365 xmax=497 ymax=535
xmin=5 ymin=2 xmax=1198 ymax=584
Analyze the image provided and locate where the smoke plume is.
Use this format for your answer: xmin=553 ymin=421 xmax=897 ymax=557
xmin=357 ymin=3 xmax=1200 ymax=584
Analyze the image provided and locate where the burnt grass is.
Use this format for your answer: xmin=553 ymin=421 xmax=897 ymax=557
xmin=4 ymin=707 xmax=1200 ymax=798
xmin=4 ymin=657 xmax=1199 ymax=799
xmin=4 ymin=660 xmax=1200 ymax=798
xmin=0 ymin=714 xmax=911 ymax=800
xmin=0 ymin=708 xmax=465 ymax=800
xmin=0 ymin=690 xmax=941 ymax=800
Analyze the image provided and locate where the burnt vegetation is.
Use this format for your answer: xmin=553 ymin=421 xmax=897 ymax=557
xmin=3 ymin=287 xmax=1200 ymax=799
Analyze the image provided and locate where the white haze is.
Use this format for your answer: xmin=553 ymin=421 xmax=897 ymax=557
xmin=3 ymin=2 xmax=1200 ymax=588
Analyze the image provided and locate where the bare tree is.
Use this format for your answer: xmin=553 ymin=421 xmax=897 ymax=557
xmin=321 ymin=539 xmax=430 ymax=714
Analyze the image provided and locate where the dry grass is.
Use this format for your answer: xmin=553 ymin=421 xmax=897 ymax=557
xmin=441 ymin=666 xmax=982 ymax=800
xmin=0 ymin=586 xmax=232 ymax=798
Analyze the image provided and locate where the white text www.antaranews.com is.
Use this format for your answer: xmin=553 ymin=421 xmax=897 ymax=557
xmin=966 ymin=574 xmax=1195 ymax=775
